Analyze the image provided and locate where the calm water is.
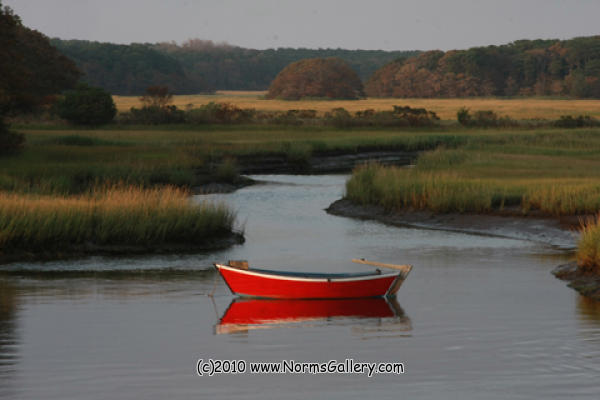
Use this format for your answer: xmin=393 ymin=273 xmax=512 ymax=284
xmin=1 ymin=175 xmax=600 ymax=399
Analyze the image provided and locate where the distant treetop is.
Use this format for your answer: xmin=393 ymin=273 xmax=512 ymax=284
xmin=51 ymin=38 xmax=417 ymax=94
xmin=267 ymin=58 xmax=365 ymax=100
xmin=366 ymin=36 xmax=600 ymax=98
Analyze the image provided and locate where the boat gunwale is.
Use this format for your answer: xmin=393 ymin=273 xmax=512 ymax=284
xmin=215 ymin=264 xmax=400 ymax=283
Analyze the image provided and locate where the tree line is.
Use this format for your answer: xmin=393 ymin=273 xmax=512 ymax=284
xmin=1 ymin=1 xmax=79 ymax=152
xmin=366 ymin=37 xmax=600 ymax=98
xmin=52 ymin=38 xmax=418 ymax=95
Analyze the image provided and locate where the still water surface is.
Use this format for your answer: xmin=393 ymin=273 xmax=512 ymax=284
xmin=1 ymin=175 xmax=600 ymax=399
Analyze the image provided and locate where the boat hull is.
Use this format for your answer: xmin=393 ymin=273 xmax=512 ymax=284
xmin=215 ymin=264 xmax=404 ymax=299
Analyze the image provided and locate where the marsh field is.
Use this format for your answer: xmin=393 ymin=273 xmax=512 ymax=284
xmin=3 ymin=93 xmax=600 ymax=264
xmin=114 ymin=91 xmax=600 ymax=120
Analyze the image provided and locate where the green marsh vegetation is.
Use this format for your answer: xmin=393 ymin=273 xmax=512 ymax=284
xmin=5 ymin=122 xmax=600 ymax=263
xmin=344 ymin=128 xmax=600 ymax=274
xmin=346 ymin=128 xmax=600 ymax=215
xmin=1 ymin=125 xmax=470 ymax=194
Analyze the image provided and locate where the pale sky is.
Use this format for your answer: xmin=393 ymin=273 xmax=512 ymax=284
xmin=5 ymin=0 xmax=600 ymax=51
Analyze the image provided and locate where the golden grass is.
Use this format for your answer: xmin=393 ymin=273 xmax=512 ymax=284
xmin=113 ymin=91 xmax=600 ymax=120
xmin=577 ymin=214 xmax=600 ymax=275
xmin=0 ymin=185 xmax=235 ymax=250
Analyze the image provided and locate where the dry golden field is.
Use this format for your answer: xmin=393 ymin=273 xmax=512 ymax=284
xmin=113 ymin=91 xmax=600 ymax=120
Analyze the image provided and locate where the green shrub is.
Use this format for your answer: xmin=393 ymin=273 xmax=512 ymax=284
xmin=0 ymin=116 xmax=25 ymax=154
xmin=121 ymin=105 xmax=185 ymax=125
xmin=57 ymin=83 xmax=116 ymax=125
xmin=325 ymin=107 xmax=355 ymax=128
xmin=215 ymin=158 xmax=239 ymax=183
xmin=457 ymin=107 xmax=471 ymax=126
xmin=457 ymin=108 xmax=516 ymax=128
xmin=186 ymin=102 xmax=255 ymax=124
xmin=554 ymin=115 xmax=600 ymax=128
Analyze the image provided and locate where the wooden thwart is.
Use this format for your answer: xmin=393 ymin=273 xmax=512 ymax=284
xmin=352 ymin=258 xmax=412 ymax=278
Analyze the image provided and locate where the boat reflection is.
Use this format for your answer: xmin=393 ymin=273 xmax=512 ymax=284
xmin=215 ymin=297 xmax=411 ymax=335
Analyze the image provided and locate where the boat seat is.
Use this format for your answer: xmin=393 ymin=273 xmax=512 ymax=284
xmin=250 ymin=267 xmax=383 ymax=279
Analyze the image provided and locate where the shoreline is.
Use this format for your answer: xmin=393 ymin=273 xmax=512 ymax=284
xmin=326 ymin=198 xmax=600 ymax=300
xmin=0 ymin=232 xmax=244 ymax=265
xmin=326 ymin=198 xmax=579 ymax=249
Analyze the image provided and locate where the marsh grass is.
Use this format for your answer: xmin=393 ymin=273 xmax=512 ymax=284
xmin=214 ymin=158 xmax=239 ymax=183
xmin=0 ymin=185 xmax=235 ymax=251
xmin=346 ymin=129 xmax=600 ymax=216
xmin=577 ymin=215 xmax=600 ymax=275
xmin=3 ymin=126 xmax=473 ymax=194
xmin=113 ymin=92 xmax=600 ymax=120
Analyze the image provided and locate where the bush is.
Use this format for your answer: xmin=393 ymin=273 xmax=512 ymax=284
xmin=393 ymin=106 xmax=440 ymax=126
xmin=325 ymin=107 xmax=355 ymax=128
xmin=214 ymin=158 xmax=239 ymax=183
xmin=457 ymin=107 xmax=471 ymax=126
xmin=0 ymin=116 xmax=25 ymax=154
xmin=56 ymin=83 xmax=116 ymax=125
xmin=121 ymin=105 xmax=185 ymax=125
xmin=186 ymin=102 xmax=255 ymax=124
xmin=554 ymin=115 xmax=600 ymax=128
xmin=325 ymin=105 xmax=439 ymax=128
xmin=457 ymin=108 xmax=516 ymax=128
xmin=282 ymin=142 xmax=312 ymax=171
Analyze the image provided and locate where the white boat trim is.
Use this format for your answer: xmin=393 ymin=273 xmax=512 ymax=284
xmin=215 ymin=264 xmax=400 ymax=283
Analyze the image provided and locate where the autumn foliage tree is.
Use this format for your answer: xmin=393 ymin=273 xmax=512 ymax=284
xmin=267 ymin=58 xmax=364 ymax=100
xmin=366 ymin=37 xmax=600 ymax=98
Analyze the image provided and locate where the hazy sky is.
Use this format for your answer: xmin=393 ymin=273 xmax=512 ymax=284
xmin=5 ymin=0 xmax=600 ymax=51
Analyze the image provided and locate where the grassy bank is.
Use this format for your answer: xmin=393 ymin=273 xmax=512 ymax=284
xmin=577 ymin=215 xmax=600 ymax=275
xmin=3 ymin=125 xmax=471 ymax=194
xmin=113 ymin=91 xmax=600 ymax=120
xmin=345 ymin=129 xmax=600 ymax=216
xmin=0 ymin=185 xmax=235 ymax=254
xmin=7 ymin=124 xmax=600 ymax=195
xmin=344 ymin=128 xmax=600 ymax=278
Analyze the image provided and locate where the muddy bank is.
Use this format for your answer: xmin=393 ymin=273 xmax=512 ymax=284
xmin=326 ymin=198 xmax=578 ymax=249
xmin=192 ymin=176 xmax=256 ymax=194
xmin=237 ymin=150 xmax=418 ymax=174
xmin=553 ymin=262 xmax=600 ymax=301
xmin=0 ymin=232 xmax=244 ymax=265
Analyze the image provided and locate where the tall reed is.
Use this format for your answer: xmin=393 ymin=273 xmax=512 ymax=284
xmin=346 ymin=162 xmax=600 ymax=216
xmin=0 ymin=185 xmax=235 ymax=251
xmin=576 ymin=214 xmax=600 ymax=275
xmin=346 ymin=163 xmax=508 ymax=213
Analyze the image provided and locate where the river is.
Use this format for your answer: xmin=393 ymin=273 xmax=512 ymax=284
xmin=1 ymin=174 xmax=599 ymax=399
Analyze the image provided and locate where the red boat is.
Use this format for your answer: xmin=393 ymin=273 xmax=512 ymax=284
xmin=214 ymin=259 xmax=412 ymax=299
xmin=215 ymin=297 xmax=407 ymax=334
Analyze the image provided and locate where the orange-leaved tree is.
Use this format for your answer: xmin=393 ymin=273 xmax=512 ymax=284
xmin=267 ymin=58 xmax=364 ymax=100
